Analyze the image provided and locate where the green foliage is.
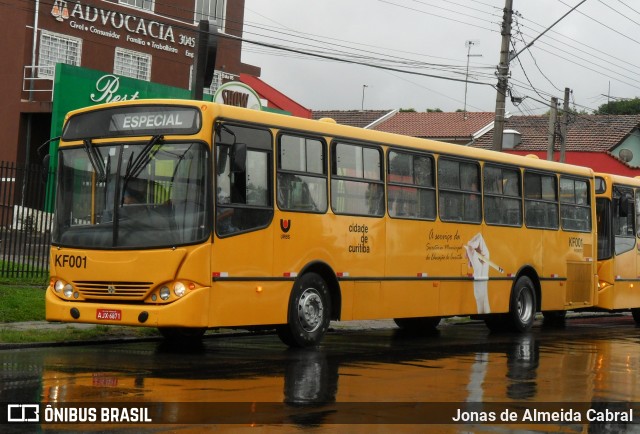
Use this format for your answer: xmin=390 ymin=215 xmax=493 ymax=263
xmin=426 ymin=108 xmax=443 ymax=112
xmin=596 ymin=97 xmax=640 ymax=115
xmin=399 ymin=108 xmax=416 ymax=112
xmin=0 ymin=286 xmax=45 ymax=322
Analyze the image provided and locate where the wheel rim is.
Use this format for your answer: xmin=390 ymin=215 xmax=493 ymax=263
xmin=517 ymin=287 xmax=534 ymax=324
xmin=297 ymin=288 xmax=324 ymax=333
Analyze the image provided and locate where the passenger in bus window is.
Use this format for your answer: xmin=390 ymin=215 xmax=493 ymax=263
xmin=123 ymin=179 xmax=146 ymax=205
xmin=465 ymin=181 xmax=481 ymax=222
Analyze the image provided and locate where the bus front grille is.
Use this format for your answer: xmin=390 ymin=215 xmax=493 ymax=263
xmin=73 ymin=281 xmax=153 ymax=300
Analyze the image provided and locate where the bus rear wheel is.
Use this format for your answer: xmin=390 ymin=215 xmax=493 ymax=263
xmin=277 ymin=273 xmax=331 ymax=348
xmin=507 ymin=276 xmax=537 ymax=332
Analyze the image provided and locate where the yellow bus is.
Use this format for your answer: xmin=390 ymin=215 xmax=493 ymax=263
xmin=594 ymin=172 xmax=640 ymax=319
xmin=45 ymin=99 xmax=598 ymax=346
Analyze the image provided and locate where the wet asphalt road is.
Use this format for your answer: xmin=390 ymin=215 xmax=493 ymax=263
xmin=2 ymin=314 xmax=640 ymax=432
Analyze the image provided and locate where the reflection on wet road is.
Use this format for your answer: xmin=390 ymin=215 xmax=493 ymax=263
xmin=2 ymin=314 xmax=640 ymax=432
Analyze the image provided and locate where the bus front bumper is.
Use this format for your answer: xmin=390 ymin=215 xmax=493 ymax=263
xmin=45 ymin=287 xmax=210 ymax=328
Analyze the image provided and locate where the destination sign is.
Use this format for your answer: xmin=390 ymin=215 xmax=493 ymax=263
xmin=63 ymin=106 xmax=201 ymax=140
xmin=110 ymin=110 xmax=196 ymax=131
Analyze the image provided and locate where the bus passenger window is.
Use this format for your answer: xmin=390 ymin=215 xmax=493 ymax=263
xmin=524 ymin=172 xmax=559 ymax=230
xmin=331 ymin=143 xmax=384 ymax=217
xmin=613 ymin=185 xmax=635 ymax=255
xmin=387 ymin=150 xmax=435 ymax=220
xmin=215 ymin=123 xmax=273 ymax=237
xmin=438 ymin=158 xmax=480 ymax=223
xmin=483 ymin=165 xmax=522 ymax=227
xmin=277 ymin=134 xmax=327 ymax=213
xmin=560 ymin=177 xmax=591 ymax=232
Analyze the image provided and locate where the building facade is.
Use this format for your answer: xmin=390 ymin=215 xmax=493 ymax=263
xmin=0 ymin=0 xmax=259 ymax=165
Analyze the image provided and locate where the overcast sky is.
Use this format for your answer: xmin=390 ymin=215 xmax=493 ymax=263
xmin=241 ymin=0 xmax=640 ymax=115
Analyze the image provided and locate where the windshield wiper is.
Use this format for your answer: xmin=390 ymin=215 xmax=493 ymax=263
xmin=124 ymin=135 xmax=164 ymax=182
xmin=83 ymin=139 xmax=106 ymax=182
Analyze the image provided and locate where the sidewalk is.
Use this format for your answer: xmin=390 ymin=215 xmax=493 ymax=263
xmin=0 ymin=319 xmax=403 ymax=349
xmin=1 ymin=320 xmax=98 ymax=331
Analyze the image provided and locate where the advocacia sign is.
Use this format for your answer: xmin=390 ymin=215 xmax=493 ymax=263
xmin=49 ymin=1 xmax=197 ymax=60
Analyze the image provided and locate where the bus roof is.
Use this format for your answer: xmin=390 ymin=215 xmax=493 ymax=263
xmin=64 ymin=99 xmax=595 ymax=178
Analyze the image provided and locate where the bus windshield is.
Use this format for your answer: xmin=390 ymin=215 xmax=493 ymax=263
xmin=52 ymin=141 xmax=210 ymax=249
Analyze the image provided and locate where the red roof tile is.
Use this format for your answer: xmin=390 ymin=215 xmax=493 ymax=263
xmin=471 ymin=114 xmax=640 ymax=152
xmin=311 ymin=110 xmax=394 ymax=129
xmin=373 ymin=112 xmax=495 ymax=138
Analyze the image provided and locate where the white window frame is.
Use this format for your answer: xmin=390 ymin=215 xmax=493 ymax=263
xmin=189 ymin=67 xmax=224 ymax=95
xmin=118 ymin=0 xmax=155 ymax=12
xmin=37 ymin=30 xmax=82 ymax=79
xmin=114 ymin=47 xmax=152 ymax=81
xmin=194 ymin=0 xmax=227 ymax=31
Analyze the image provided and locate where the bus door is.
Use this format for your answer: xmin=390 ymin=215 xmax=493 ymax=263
xmin=211 ymin=122 xmax=278 ymax=326
xmin=611 ymin=185 xmax=638 ymax=308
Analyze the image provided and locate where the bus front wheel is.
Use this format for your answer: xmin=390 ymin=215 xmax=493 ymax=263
xmin=507 ymin=276 xmax=537 ymax=332
xmin=277 ymin=272 xmax=331 ymax=348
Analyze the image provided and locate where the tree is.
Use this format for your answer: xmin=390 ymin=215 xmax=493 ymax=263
xmin=596 ymin=97 xmax=640 ymax=115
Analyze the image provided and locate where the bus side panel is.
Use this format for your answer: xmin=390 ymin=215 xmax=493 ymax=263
xmin=536 ymin=228 xmax=595 ymax=310
xmin=209 ymin=281 xmax=290 ymax=327
xmin=384 ymin=219 xmax=440 ymax=318
xmin=481 ymin=225 xmax=542 ymax=314
xmin=613 ymin=249 xmax=640 ymax=309
xmin=329 ymin=215 xmax=387 ymax=321
xmin=540 ymin=231 xmax=572 ymax=310
xmin=211 ymin=229 xmax=276 ymax=326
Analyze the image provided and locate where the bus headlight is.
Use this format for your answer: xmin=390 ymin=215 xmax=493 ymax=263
xmin=54 ymin=280 xmax=65 ymax=293
xmin=159 ymin=286 xmax=171 ymax=301
xmin=63 ymin=284 xmax=73 ymax=298
xmin=174 ymin=282 xmax=186 ymax=297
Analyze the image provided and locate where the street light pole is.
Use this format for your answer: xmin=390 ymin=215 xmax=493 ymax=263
xmin=361 ymin=84 xmax=368 ymax=111
xmin=464 ymin=40 xmax=482 ymax=120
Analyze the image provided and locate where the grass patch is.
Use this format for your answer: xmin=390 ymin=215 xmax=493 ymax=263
xmin=0 ymin=283 xmax=163 ymax=344
xmin=0 ymin=260 xmax=48 ymax=287
xmin=0 ymin=285 xmax=46 ymax=322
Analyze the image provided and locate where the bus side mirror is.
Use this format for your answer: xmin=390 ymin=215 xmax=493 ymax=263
xmin=230 ymin=143 xmax=246 ymax=173
xmin=619 ymin=196 xmax=633 ymax=218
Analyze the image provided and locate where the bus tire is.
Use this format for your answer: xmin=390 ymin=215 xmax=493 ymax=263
xmin=158 ymin=327 xmax=206 ymax=341
xmin=277 ymin=273 xmax=331 ymax=348
xmin=631 ymin=308 xmax=640 ymax=324
xmin=507 ymin=276 xmax=537 ymax=332
xmin=393 ymin=317 xmax=441 ymax=334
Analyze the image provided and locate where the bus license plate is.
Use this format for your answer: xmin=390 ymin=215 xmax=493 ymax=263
xmin=96 ymin=309 xmax=122 ymax=321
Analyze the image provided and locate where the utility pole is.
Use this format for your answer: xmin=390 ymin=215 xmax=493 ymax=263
xmin=492 ymin=0 xmax=513 ymax=151
xmin=559 ymin=87 xmax=570 ymax=163
xmin=547 ymin=97 xmax=558 ymax=161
